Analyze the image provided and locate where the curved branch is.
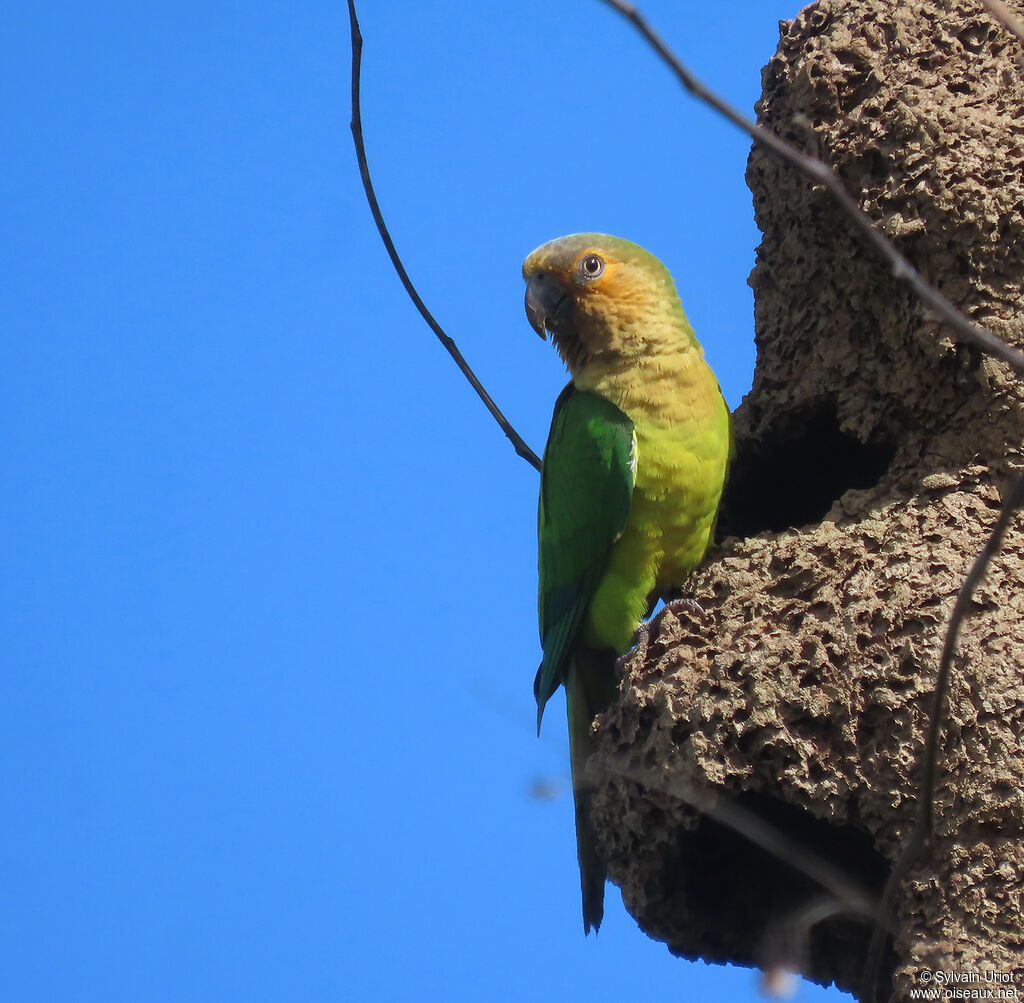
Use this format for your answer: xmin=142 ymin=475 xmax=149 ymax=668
xmin=347 ymin=0 xmax=542 ymax=472
xmin=597 ymin=0 xmax=1024 ymax=378
xmin=859 ymin=470 xmax=1024 ymax=1002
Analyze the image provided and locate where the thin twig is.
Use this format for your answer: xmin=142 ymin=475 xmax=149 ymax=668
xmin=977 ymin=0 xmax=1024 ymax=48
xmin=859 ymin=471 xmax=1024 ymax=1002
xmin=597 ymin=0 xmax=1024 ymax=378
xmin=761 ymin=896 xmax=852 ymax=992
xmin=346 ymin=0 xmax=542 ymax=471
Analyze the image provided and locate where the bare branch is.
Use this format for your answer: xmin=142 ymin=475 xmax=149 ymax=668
xmin=977 ymin=0 xmax=1024 ymax=48
xmin=596 ymin=0 xmax=1024 ymax=378
xmin=859 ymin=470 xmax=1024 ymax=1002
xmin=346 ymin=0 xmax=542 ymax=472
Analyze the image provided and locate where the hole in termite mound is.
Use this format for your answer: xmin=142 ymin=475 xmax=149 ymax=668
xmin=716 ymin=402 xmax=896 ymax=539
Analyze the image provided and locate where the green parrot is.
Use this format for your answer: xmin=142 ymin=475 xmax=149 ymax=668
xmin=523 ymin=233 xmax=731 ymax=934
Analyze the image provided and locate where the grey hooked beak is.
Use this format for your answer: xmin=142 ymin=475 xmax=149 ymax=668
xmin=524 ymin=272 xmax=571 ymax=340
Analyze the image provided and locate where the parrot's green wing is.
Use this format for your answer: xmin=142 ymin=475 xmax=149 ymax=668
xmin=535 ymin=384 xmax=635 ymax=733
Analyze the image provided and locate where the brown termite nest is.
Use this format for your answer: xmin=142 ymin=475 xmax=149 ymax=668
xmin=589 ymin=1 xmax=1024 ymax=999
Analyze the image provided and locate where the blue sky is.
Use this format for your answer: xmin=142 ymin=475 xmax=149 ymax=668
xmin=4 ymin=2 xmax=854 ymax=1001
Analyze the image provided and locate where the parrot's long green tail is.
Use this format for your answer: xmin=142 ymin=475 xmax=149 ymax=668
xmin=565 ymin=645 xmax=618 ymax=935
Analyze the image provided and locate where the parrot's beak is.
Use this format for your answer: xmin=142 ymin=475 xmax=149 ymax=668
xmin=525 ymin=273 xmax=572 ymax=340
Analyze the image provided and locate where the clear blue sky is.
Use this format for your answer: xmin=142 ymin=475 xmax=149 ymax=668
xmin=4 ymin=2 xmax=854 ymax=1001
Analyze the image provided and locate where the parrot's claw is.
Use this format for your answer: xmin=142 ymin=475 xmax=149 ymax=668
xmin=663 ymin=595 xmax=706 ymax=619
xmin=613 ymin=647 xmax=637 ymax=679
xmin=618 ymin=598 xmax=706 ymax=677
xmin=615 ymin=619 xmax=654 ymax=677
xmin=632 ymin=618 xmax=653 ymax=649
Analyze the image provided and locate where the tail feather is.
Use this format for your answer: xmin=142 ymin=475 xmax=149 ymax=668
xmin=565 ymin=645 xmax=618 ymax=935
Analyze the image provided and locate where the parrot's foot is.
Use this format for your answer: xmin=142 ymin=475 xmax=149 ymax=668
xmin=614 ymin=646 xmax=638 ymax=679
xmin=616 ymin=597 xmax=706 ymax=678
xmin=632 ymin=618 xmax=653 ymax=649
xmin=614 ymin=620 xmax=653 ymax=678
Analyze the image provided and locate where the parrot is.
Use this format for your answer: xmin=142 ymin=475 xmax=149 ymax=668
xmin=522 ymin=233 xmax=731 ymax=934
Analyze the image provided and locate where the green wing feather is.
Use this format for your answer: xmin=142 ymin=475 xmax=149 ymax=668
xmin=535 ymin=384 xmax=635 ymax=733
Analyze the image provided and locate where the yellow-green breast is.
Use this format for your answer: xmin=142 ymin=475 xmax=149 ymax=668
xmin=576 ymin=342 xmax=730 ymax=652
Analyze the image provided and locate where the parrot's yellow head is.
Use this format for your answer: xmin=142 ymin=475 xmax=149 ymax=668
xmin=522 ymin=232 xmax=692 ymax=374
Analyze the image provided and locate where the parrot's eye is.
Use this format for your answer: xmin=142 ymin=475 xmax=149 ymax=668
xmin=578 ymin=254 xmax=605 ymax=281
